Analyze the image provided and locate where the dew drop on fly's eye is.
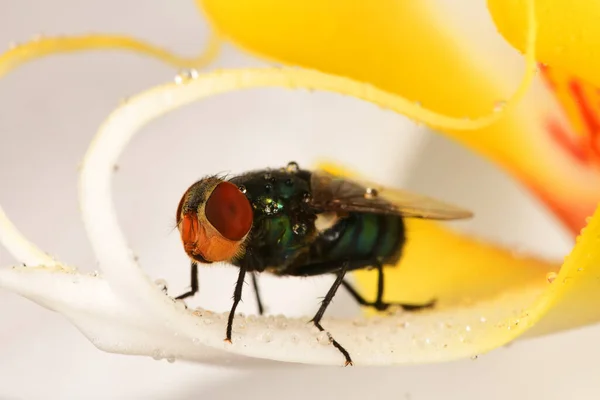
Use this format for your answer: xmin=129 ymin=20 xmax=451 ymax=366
xmin=364 ymin=187 xmax=379 ymax=199
xmin=238 ymin=185 xmax=247 ymax=194
xmin=174 ymin=69 xmax=199 ymax=84
xmin=286 ymin=161 xmax=300 ymax=173
xmin=292 ymin=223 xmax=307 ymax=235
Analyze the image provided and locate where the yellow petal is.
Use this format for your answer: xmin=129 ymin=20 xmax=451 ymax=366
xmin=199 ymin=0 xmax=600 ymax=234
xmin=488 ymin=0 xmax=600 ymax=89
xmin=320 ymin=162 xmax=600 ymax=350
xmin=0 ymin=32 xmax=221 ymax=79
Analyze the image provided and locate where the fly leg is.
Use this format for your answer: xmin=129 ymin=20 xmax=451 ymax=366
xmin=341 ymin=263 xmax=436 ymax=312
xmin=225 ymin=265 xmax=247 ymax=343
xmin=175 ymin=261 xmax=199 ymax=300
xmin=310 ymin=261 xmax=353 ymax=366
xmin=251 ymin=272 xmax=264 ymax=315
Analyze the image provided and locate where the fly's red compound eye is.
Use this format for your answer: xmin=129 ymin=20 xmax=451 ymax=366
xmin=205 ymin=182 xmax=253 ymax=241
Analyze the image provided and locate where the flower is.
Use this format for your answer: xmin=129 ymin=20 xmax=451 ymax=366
xmin=1 ymin=0 xmax=600 ymax=367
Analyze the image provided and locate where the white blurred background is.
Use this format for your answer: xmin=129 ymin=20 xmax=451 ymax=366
xmin=0 ymin=1 xmax=597 ymax=399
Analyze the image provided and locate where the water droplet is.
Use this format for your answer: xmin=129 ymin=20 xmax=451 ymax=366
xmin=174 ymin=69 xmax=199 ymax=84
xmin=260 ymin=331 xmax=273 ymax=343
xmin=166 ymin=357 xmax=176 ymax=363
xmin=151 ymin=349 xmax=163 ymax=360
xmin=286 ymin=161 xmax=300 ymax=173
xmin=89 ymin=270 xmax=100 ymax=277
xmin=174 ymin=299 xmax=187 ymax=310
xmin=238 ymin=185 xmax=247 ymax=194
xmin=316 ymin=331 xmax=331 ymax=345
xmin=471 ymin=355 xmax=479 ymax=360
xmin=292 ymin=223 xmax=307 ymax=235
xmin=546 ymin=271 xmax=558 ymax=283
xmin=203 ymin=318 xmax=213 ymax=325
xmin=493 ymin=100 xmax=506 ymax=112
xmin=302 ymin=192 xmax=312 ymax=203
xmin=364 ymin=187 xmax=379 ymax=199
xmin=154 ymin=278 xmax=169 ymax=293
xmin=479 ymin=316 xmax=487 ymax=323
xmin=465 ymin=325 xmax=472 ymax=332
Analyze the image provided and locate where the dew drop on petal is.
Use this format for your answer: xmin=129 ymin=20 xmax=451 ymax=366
xmin=316 ymin=331 xmax=331 ymax=345
xmin=166 ymin=357 xmax=176 ymax=364
xmin=174 ymin=299 xmax=187 ymax=310
xmin=493 ymin=100 xmax=507 ymax=112
xmin=154 ymin=278 xmax=169 ymax=293
xmin=151 ymin=349 xmax=163 ymax=361
xmin=546 ymin=271 xmax=558 ymax=283
xmin=260 ymin=331 xmax=273 ymax=343
xmin=174 ymin=69 xmax=199 ymax=84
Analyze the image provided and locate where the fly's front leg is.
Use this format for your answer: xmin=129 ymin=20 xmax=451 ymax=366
xmin=175 ymin=261 xmax=199 ymax=300
xmin=225 ymin=265 xmax=247 ymax=343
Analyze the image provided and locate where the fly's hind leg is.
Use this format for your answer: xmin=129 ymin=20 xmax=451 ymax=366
xmin=310 ymin=260 xmax=353 ymax=367
xmin=341 ymin=262 xmax=436 ymax=312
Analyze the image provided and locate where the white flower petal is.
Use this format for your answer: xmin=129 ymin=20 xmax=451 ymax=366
xmin=0 ymin=66 xmax=549 ymax=367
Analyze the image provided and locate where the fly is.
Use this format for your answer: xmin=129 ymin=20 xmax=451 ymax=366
xmin=172 ymin=162 xmax=473 ymax=366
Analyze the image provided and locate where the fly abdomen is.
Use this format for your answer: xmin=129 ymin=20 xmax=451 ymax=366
xmin=312 ymin=212 xmax=406 ymax=268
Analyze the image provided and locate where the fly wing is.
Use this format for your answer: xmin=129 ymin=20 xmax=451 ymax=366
xmin=309 ymin=169 xmax=473 ymax=220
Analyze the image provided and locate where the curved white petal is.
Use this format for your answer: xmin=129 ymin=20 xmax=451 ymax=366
xmin=0 ymin=67 xmax=550 ymax=367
